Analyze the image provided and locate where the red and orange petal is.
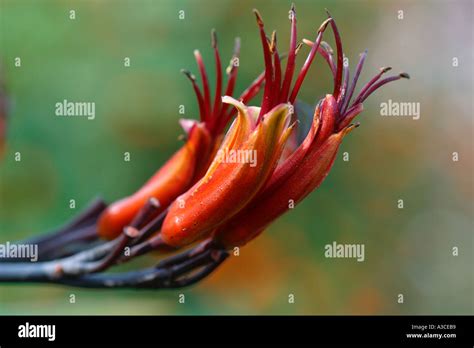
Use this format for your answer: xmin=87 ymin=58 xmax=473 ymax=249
xmin=97 ymin=122 xmax=211 ymax=239
xmin=161 ymin=99 xmax=293 ymax=247
xmin=215 ymin=122 xmax=356 ymax=248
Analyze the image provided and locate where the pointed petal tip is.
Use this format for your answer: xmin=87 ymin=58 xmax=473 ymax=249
xmin=181 ymin=69 xmax=196 ymax=81
xmin=267 ymin=102 xmax=292 ymax=115
xmin=400 ymin=72 xmax=410 ymax=79
xmin=221 ymin=95 xmax=239 ymax=104
xmin=319 ymin=18 xmax=332 ymax=32
xmin=289 ymin=3 xmax=296 ymax=20
xmin=222 ymin=96 xmax=247 ymax=113
xmin=211 ymin=29 xmax=218 ymax=48
xmin=253 ymin=9 xmax=264 ymax=26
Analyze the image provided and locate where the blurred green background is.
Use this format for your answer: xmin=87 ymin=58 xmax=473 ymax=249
xmin=0 ymin=0 xmax=472 ymax=315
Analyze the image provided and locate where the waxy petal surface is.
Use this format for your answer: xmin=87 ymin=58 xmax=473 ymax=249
xmin=98 ymin=123 xmax=211 ymax=239
xmin=161 ymin=102 xmax=292 ymax=247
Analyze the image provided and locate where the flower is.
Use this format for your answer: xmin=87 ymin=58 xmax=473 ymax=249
xmin=106 ymin=6 xmax=409 ymax=249
xmin=214 ymin=8 xmax=409 ymax=248
xmin=0 ymin=7 xmax=410 ymax=291
xmin=161 ymin=6 xmax=408 ymax=249
xmin=97 ymin=31 xmax=264 ymax=239
xmin=161 ymin=97 xmax=294 ymax=247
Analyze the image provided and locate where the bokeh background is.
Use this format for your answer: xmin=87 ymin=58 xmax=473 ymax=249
xmin=0 ymin=0 xmax=472 ymax=315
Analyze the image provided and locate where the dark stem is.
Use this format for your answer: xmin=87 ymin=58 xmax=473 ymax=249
xmin=0 ymin=198 xmax=107 ymax=262
xmin=0 ymin=237 xmax=228 ymax=289
xmin=58 ymin=249 xmax=228 ymax=289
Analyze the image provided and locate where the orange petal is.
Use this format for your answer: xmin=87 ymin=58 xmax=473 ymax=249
xmin=215 ymin=111 xmax=355 ymax=248
xmin=97 ymin=123 xmax=211 ymax=239
xmin=161 ymin=102 xmax=292 ymax=247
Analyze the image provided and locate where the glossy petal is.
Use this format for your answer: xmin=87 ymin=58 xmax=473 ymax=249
xmin=214 ymin=96 xmax=355 ymax=248
xmin=97 ymin=123 xmax=211 ymax=239
xmin=161 ymin=99 xmax=293 ymax=247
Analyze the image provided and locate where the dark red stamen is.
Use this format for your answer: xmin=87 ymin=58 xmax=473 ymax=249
xmin=289 ymin=18 xmax=332 ymax=104
xmin=181 ymin=69 xmax=205 ymax=122
xmin=325 ymin=10 xmax=344 ymax=100
xmin=194 ymin=50 xmax=211 ymax=121
xmin=218 ymin=37 xmax=241 ymax=125
xmin=338 ymin=59 xmax=350 ymax=107
xmin=254 ymin=9 xmax=275 ymax=119
xmin=358 ymin=73 xmax=410 ymax=103
xmin=271 ymin=31 xmax=282 ymax=105
xmin=353 ymin=66 xmax=392 ymax=105
xmin=279 ymin=3 xmax=297 ymax=103
xmin=211 ymin=29 xmax=223 ymax=129
xmin=338 ymin=103 xmax=363 ymax=131
xmin=319 ymin=43 xmax=336 ymax=80
xmin=240 ymin=72 xmax=265 ymax=104
xmin=220 ymin=72 xmax=265 ymax=131
xmin=303 ymin=39 xmax=337 ymax=84
xmin=340 ymin=49 xmax=367 ymax=115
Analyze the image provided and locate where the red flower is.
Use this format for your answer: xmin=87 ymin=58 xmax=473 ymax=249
xmin=97 ymin=32 xmax=264 ymax=239
xmin=214 ymin=8 xmax=409 ymax=248
xmin=161 ymin=97 xmax=294 ymax=247
xmin=160 ymin=7 xmax=408 ymax=249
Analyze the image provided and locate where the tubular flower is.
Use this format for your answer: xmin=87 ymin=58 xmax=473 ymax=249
xmin=0 ymin=7 xmax=410 ymax=291
xmin=159 ymin=8 xmax=332 ymax=247
xmin=213 ymin=8 xmax=409 ymax=248
xmin=161 ymin=98 xmax=294 ymax=247
xmin=98 ymin=32 xmax=264 ymax=239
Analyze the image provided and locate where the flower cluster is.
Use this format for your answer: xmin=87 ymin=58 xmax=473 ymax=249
xmin=160 ymin=7 xmax=409 ymax=249
xmin=97 ymin=32 xmax=264 ymax=239
xmin=0 ymin=6 xmax=408 ymax=289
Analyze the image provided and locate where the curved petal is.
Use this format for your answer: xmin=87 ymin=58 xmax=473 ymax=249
xmin=215 ymin=122 xmax=356 ymax=248
xmin=97 ymin=123 xmax=212 ymax=239
xmin=161 ymin=103 xmax=292 ymax=247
